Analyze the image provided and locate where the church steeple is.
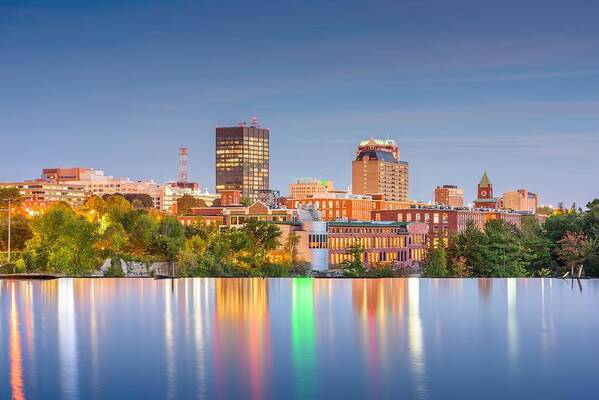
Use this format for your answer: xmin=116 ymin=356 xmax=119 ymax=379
xmin=474 ymin=170 xmax=499 ymax=208
xmin=479 ymin=170 xmax=491 ymax=187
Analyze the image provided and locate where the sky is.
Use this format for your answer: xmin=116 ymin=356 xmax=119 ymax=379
xmin=1 ymin=0 xmax=598 ymax=206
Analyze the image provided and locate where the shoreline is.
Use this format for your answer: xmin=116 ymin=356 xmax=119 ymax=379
xmin=1 ymin=273 xmax=594 ymax=280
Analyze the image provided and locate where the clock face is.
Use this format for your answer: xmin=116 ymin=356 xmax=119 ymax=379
xmin=480 ymin=190 xmax=487 ymax=197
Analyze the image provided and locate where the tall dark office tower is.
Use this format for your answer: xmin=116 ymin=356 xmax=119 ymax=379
xmin=215 ymin=119 xmax=269 ymax=200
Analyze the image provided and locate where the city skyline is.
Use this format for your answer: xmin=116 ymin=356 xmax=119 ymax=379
xmin=1 ymin=0 xmax=599 ymax=206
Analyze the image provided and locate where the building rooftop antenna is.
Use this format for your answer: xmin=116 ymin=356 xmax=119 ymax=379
xmin=178 ymin=146 xmax=189 ymax=184
xmin=250 ymin=116 xmax=260 ymax=128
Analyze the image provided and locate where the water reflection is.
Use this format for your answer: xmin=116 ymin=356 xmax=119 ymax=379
xmin=58 ymin=279 xmax=79 ymax=400
xmin=478 ymin=278 xmax=492 ymax=303
xmin=10 ymin=283 xmax=25 ymax=400
xmin=408 ymin=278 xmax=428 ymax=399
xmin=215 ymin=278 xmax=270 ymax=399
xmin=506 ymin=278 xmax=518 ymax=374
xmin=164 ymin=280 xmax=176 ymax=400
xmin=193 ymin=279 xmax=209 ymax=399
xmin=3 ymin=278 xmax=598 ymax=400
xmin=88 ymin=280 xmax=99 ymax=398
xmin=291 ymin=278 xmax=316 ymax=399
xmin=352 ymin=279 xmax=408 ymax=396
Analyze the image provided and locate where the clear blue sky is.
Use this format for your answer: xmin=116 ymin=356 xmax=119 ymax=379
xmin=1 ymin=0 xmax=598 ymax=206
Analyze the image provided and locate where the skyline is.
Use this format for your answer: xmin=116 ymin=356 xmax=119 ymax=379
xmin=2 ymin=0 xmax=599 ymax=205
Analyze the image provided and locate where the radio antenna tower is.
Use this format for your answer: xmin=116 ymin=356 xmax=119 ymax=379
xmin=178 ymin=146 xmax=189 ymax=184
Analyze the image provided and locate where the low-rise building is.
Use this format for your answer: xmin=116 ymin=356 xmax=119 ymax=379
xmin=327 ymin=221 xmax=427 ymax=267
xmin=0 ymin=180 xmax=87 ymax=208
xmin=289 ymin=178 xmax=333 ymax=198
xmin=177 ymin=201 xmax=298 ymax=229
xmin=45 ymin=167 xmax=166 ymax=209
xmin=502 ymin=189 xmax=538 ymax=213
xmin=288 ymin=192 xmax=410 ymax=222
xmin=160 ymin=184 xmax=219 ymax=213
xmin=434 ymin=185 xmax=464 ymax=207
xmin=372 ymin=206 xmax=522 ymax=246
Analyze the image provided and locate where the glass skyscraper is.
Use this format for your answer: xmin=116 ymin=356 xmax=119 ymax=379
xmin=215 ymin=125 xmax=269 ymax=200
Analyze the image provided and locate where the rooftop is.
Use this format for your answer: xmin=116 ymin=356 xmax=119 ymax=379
xmin=479 ymin=171 xmax=492 ymax=187
xmin=329 ymin=221 xmax=410 ymax=227
xmin=355 ymin=150 xmax=397 ymax=163
xmin=359 ymin=138 xmax=397 ymax=146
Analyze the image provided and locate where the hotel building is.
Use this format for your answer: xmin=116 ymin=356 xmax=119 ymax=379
xmin=216 ymin=120 xmax=269 ymax=201
xmin=351 ymin=138 xmax=409 ymax=202
xmin=434 ymin=185 xmax=464 ymax=207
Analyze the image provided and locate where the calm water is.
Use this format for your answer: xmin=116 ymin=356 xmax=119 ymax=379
xmin=1 ymin=278 xmax=598 ymax=400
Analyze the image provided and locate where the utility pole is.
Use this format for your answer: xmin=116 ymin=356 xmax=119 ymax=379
xmin=1 ymin=199 xmax=11 ymax=271
xmin=8 ymin=200 xmax=11 ymax=272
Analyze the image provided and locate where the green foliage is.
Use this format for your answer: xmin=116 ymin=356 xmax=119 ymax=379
xmin=120 ymin=193 xmax=154 ymax=208
xmin=0 ymin=187 xmax=22 ymax=202
xmin=152 ymin=216 xmax=186 ymax=262
xmin=23 ymin=203 xmax=99 ymax=275
xmin=0 ymin=214 xmax=32 ymax=251
xmin=447 ymin=222 xmax=484 ymax=276
xmin=447 ymin=220 xmax=529 ymax=278
xmin=104 ymin=258 xmax=125 ymax=277
xmin=341 ymin=244 xmax=366 ymax=277
xmin=544 ymin=199 xmax=599 ymax=275
xmin=125 ymin=211 xmax=159 ymax=255
xmin=520 ymin=216 xmax=554 ymax=274
xmin=176 ymin=194 xmax=207 ymax=215
xmin=242 ymin=220 xmax=282 ymax=269
xmin=421 ymin=242 xmax=448 ymax=277
xmin=240 ymin=196 xmax=252 ymax=207
xmin=477 ymin=220 xmax=528 ymax=277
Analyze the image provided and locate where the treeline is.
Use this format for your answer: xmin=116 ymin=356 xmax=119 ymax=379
xmin=0 ymin=192 xmax=307 ymax=277
xmin=421 ymin=199 xmax=599 ymax=278
xmin=2 ymin=187 xmax=598 ymax=278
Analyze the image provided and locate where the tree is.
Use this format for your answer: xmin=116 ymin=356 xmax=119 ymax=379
xmin=0 ymin=187 xmax=22 ymax=202
xmin=0 ymin=214 xmax=32 ymax=251
xmin=153 ymin=216 xmax=186 ymax=263
xmin=536 ymin=206 xmax=554 ymax=216
xmin=102 ymin=194 xmax=132 ymax=226
xmin=240 ymin=196 xmax=252 ymax=207
xmin=555 ymin=231 xmax=594 ymax=277
xmin=121 ymin=193 xmax=154 ymax=208
xmin=341 ymin=243 xmax=365 ymax=277
xmin=176 ymin=195 xmax=207 ymax=215
xmin=520 ymin=216 xmax=553 ymax=275
xmin=477 ymin=220 xmax=528 ymax=277
xmin=421 ymin=242 xmax=448 ymax=277
xmin=242 ymin=220 xmax=282 ymax=269
xmin=283 ymin=232 xmax=300 ymax=266
xmin=126 ymin=212 xmax=159 ymax=255
xmin=447 ymin=222 xmax=484 ymax=276
xmin=97 ymin=222 xmax=129 ymax=255
xmin=23 ymin=203 xmax=99 ymax=274
xmin=177 ymin=235 xmax=209 ymax=276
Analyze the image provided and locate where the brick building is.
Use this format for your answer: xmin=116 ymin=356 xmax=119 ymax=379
xmin=434 ymin=185 xmax=464 ymax=207
xmin=372 ymin=206 xmax=522 ymax=246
